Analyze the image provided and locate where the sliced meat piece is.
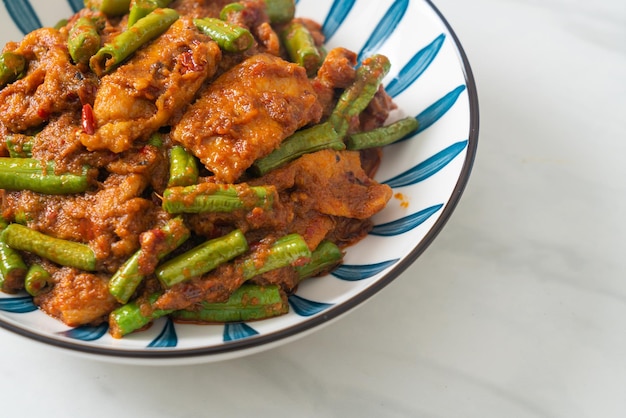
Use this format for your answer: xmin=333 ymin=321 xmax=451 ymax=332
xmin=171 ymin=53 xmax=323 ymax=183
xmin=80 ymin=17 xmax=221 ymax=153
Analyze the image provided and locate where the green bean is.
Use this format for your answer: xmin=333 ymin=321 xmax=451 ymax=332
xmin=0 ymin=158 xmax=89 ymax=194
xmin=84 ymin=0 xmax=131 ymax=16
xmin=295 ymin=240 xmax=343 ymax=281
xmin=193 ymin=18 xmax=254 ymax=53
xmin=1 ymin=224 xmax=97 ymax=271
xmin=5 ymin=135 xmax=33 ymax=158
xmin=108 ymin=217 xmax=190 ymax=303
xmin=262 ymin=0 xmax=295 ymax=24
xmin=280 ymin=21 xmax=322 ymax=77
xmin=346 ymin=117 xmax=419 ymax=150
xmin=219 ymin=3 xmax=245 ymax=21
xmin=54 ymin=18 xmax=69 ymax=30
xmin=109 ymin=293 xmax=172 ymax=338
xmin=128 ymin=0 xmax=173 ymax=26
xmin=167 ymin=145 xmax=199 ymax=188
xmin=241 ymin=233 xmax=311 ymax=281
xmin=0 ymin=221 xmax=27 ymax=292
xmin=328 ymin=54 xmax=391 ymax=136
xmin=24 ymin=264 xmax=52 ymax=296
xmin=156 ymin=229 xmax=249 ymax=287
xmin=90 ymin=8 xmax=179 ymax=76
xmin=162 ymin=183 xmax=275 ymax=214
xmin=250 ymin=122 xmax=345 ymax=176
xmin=68 ymin=17 xmax=102 ymax=65
xmin=0 ymin=52 xmax=26 ymax=88
xmin=172 ymin=284 xmax=288 ymax=323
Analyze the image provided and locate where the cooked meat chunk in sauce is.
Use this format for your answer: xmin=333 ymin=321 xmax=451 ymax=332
xmin=81 ymin=18 xmax=221 ymax=153
xmin=171 ymin=53 xmax=323 ymax=183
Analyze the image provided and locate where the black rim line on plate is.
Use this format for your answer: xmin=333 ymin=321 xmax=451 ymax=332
xmin=0 ymin=0 xmax=480 ymax=360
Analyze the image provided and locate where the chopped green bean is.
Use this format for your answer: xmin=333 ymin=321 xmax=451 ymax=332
xmin=108 ymin=217 xmax=190 ymax=303
xmin=84 ymin=0 xmax=131 ymax=16
xmin=6 ymin=135 xmax=33 ymax=158
xmin=262 ymin=0 xmax=295 ymax=24
xmin=346 ymin=117 xmax=419 ymax=150
xmin=162 ymin=183 xmax=275 ymax=214
xmin=167 ymin=145 xmax=199 ymax=187
xmin=172 ymin=284 xmax=288 ymax=323
xmin=0 ymin=158 xmax=89 ymax=194
xmin=0 ymin=221 xmax=27 ymax=292
xmin=219 ymin=3 xmax=245 ymax=21
xmin=1 ymin=224 xmax=97 ymax=271
xmin=295 ymin=240 xmax=343 ymax=281
xmin=241 ymin=234 xmax=311 ymax=280
xmin=128 ymin=0 xmax=173 ymax=26
xmin=250 ymin=122 xmax=345 ymax=176
xmin=24 ymin=264 xmax=52 ymax=296
xmin=156 ymin=229 xmax=249 ymax=287
xmin=109 ymin=293 xmax=172 ymax=338
xmin=281 ymin=21 xmax=322 ymax=77
xmin=194 ymin=17 xmax=254 ymax=53
xmin=0 ymin=52 xmax=26 ymax=88
xmin=328 ymin=54 xmax=391 ymax=136
xmin=68 ymin=16 xmax=102 ymax=65
xmin=90 ymin=8 xmax=179 ymax=76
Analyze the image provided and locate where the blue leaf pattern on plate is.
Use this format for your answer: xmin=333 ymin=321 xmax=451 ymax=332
xmin=289 ymin=294 xmax=333 ymax=317
xmin=59 ymin=323 xmax=108 ymax=341
xmin=384 ymin=140 xmax=469 ymax=187
xmin=0 ymin=296 xmax=37 ymax=313
xmin=322 ymin=0 xmax=356 ymax=41
xmin=385 ymin=34 xmax=445 ymax=98
xmin=357 ymin=0 xmax=408 ymax=62
xmin=371 ymin=204 xmax=443 ymax=236
xmin=224 ymin=322 xmax=259 ymax=342
xmin=148 ymin=317 xmax=178 ymax=348
xmin=67 ymin=0 xmax=82 ymax=13
xmin=332 ymin=259 xmax=399 ymax=281
xmin=416 ymin=85 xmax=466 ymax=133
xmin=2 ymin=0 xmax=42 ymax=34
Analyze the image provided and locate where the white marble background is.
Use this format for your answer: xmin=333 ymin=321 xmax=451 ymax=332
xmin=1 ymin=0 xmax=625 ymax=417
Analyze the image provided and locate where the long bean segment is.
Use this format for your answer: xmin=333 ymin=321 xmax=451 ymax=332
xmin=251 ymin=122 xmax=345 ymax=176
xmin=0 ymin=220 xmax=27 ymax=292
xmin=1 ymin=224 xmax=97 ymax=271
xmin=281 ymin=21 xmax=322 ymax=77
xmin=0 ymin=52 xmax=26 ymax=88
xmin=5 ymin=135 xmax=33 ymax=158
xmin=241 ymin=234 xmax=311 ymax=281
xmin=167 ymin=145 xmax=199 ymax=187
xmin=346 ymin=117 xmax=419 ymax=150
xmin=128 ymin=0 xmax=173 ymax=26
xmin=156 ymin=229 xmax=249 ymax=287
xmin=108 ymin=218 xmax=190 ymax=303
xmin=109 ymin=293 xmax=172 ymax=338
xmin=172 ymin=284 xmax=288 ymax=323
xmin=84 ymin=0 xmax=131 ymax=16
xmin=262 ymin=0 xmax=296 ymax=23
xmin=194 ymin=18 xmax=254 ymax=53
xmin=24 ymin=264 xmax=52 ymax=296
xmin=295 ymin=240 xmax=343 ymax=281
xmin=162 ymin=183 xmax=275 ymax=214
xmin=68 ymin=17 xmax=102 ymax=64
xmin=90 ymin=8 xmax=179 ymax=76
xmin=0 ymin=158 xmax=89 ymax=194
xmin=328 ymin=54 xmax=391 ymax=136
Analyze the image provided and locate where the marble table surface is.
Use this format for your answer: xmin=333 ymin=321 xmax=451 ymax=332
xmin=1 ymin=0 xmax=625 ymax=417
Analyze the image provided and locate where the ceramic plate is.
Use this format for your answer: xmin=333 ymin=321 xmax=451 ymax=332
xmin=0 ymin=0 xmax=478 ymax=364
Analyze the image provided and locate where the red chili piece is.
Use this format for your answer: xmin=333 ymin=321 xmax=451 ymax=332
xmin=81 ymin=103 xmax=95 ymax=134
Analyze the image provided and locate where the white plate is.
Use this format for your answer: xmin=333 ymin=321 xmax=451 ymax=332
xmin=0 ymin=0 xmax=478 ymax=365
